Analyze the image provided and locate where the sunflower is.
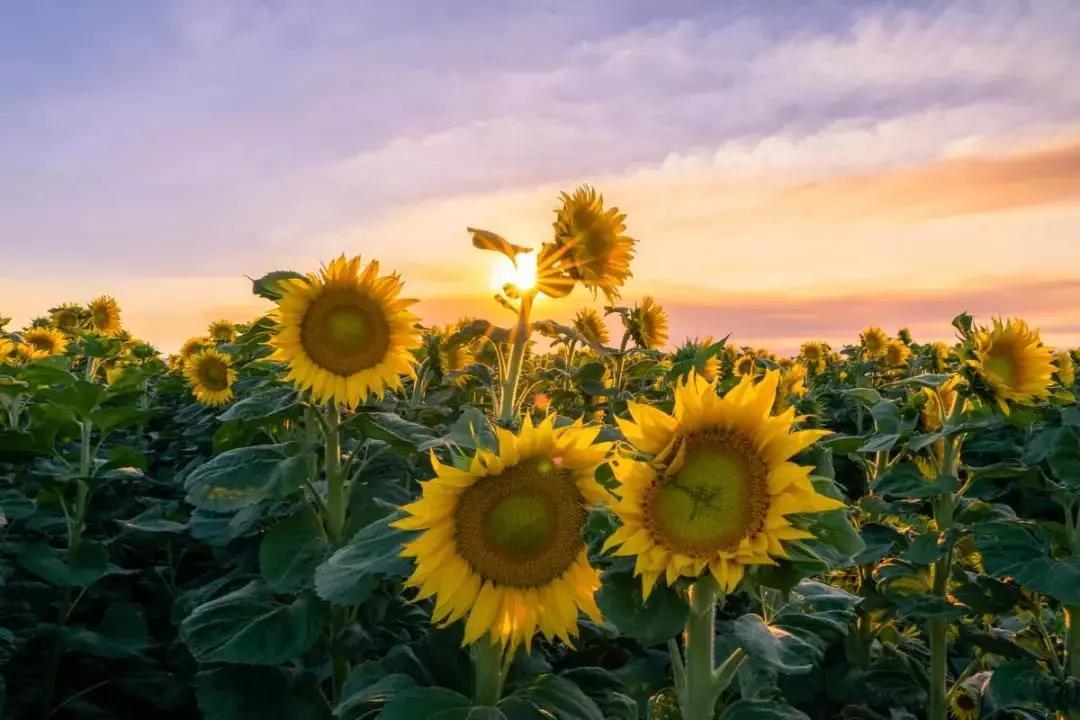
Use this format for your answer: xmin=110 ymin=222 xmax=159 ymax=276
xmin=861 ymin=327 xmax=887 ymax=357
xmin=436 ymin=325 xmax=475 ymax=373
xmin=88 ymin=295 xmax=121 ymax=335
xmin=184 ymin=349 xmax=236 ymax=406
xmin=1054 ymin=349 xmax=1075 ymax=388
xmin=0 ymin=338 xmax=16 ymax=361
xmin=800 ymin=341 xmax=827 ymax=366
xmin=572 ymin=308 xmax=610 ymax=346
xmin=207 ymin=319 xmax=236 ymax=343
xmin=884 ymin=339 xmax=912 ymax=367
xmin=270 ymin=255 xmax=421 ymax=408
xmin=929 ymin=341 xmax=951 ymax=372
xmin=179 ymin=337 xmax=207 ymax=363
xmin=776 ymin=362 xmax=808 ymax=411
xmin=20 ymin=328 xmax=68 ymax=359
xmin=394 ymin=416 xmax=611 ymax=651
xmin=629 ymin=296 xmax=668 ymax=350
xmin=605 ymin=371 xmax=843 ymax=596
xmin=920 ymin=375 xmax=965 ymax=433
xmin=947 ymin=686 xmax=979 ymax=720
xmin=50 ymin=303 xmax=83 ymax=331
xmin=968 ymin=318 xmax=1054 ymax=414
xmin=734 ymin=354 xmax=757 ymax=377
xmin=550 ymin=186 xmax=635 ymax=301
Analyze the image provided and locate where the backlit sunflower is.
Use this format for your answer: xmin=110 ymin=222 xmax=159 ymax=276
xmin=179 ymin=337 xmax=206 ymax=363
xmin=861 ymin=327 xmax=887 ymax=357
xmin=734 ymin=354 xmax=757 ymax=377
xmin=629 ymin=296 xmax=668 ymax=350
xmin=800 ymin=341 xmax=827 ymax=366
xmin=572 ymin=308 xmax=610 ymax=346
xmin=776 ymin=362 xmax=808 ymax=411
xmin=270 ymin=255 xmax=421 ymax=408
xmin=1054 ymin=349 xmax=1075 ymax=388
xmin=968 ymin=318 xmax=1054 ymax=414
xmin=550 ymin=186 xmax=635 ymax=301
xmin=20 ymin=328 xmax=67 ymax=359
xmin=184 ymin=349 xmax=235 ymax=406
xmin=884 ymin=339 xmax=912 ymax=367
xmin=88 ymin=295 xmax=121 ymax=335
xmin=207 ymin=319 xmax=236 ymax=343
xmin=605 ymin=371 xmax=843 ymax=596
xmin=672 ymin=338 xmax=721 ymax=383
xmin=434 ymin=323 xmax=475 ymax=373
xmin=920 ymin=375 xmax=965 ymax=433
xmin=929 ymin=341 xmax=951 ymax=372
xmin=0 ymin=338 xmax=16 ymax=361
xmin=394 ymin=416 xmax=611 ymax=651
xmin=50 ymin=303 xmax=83 ymax=331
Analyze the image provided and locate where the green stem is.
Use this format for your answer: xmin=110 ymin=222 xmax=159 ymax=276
xmin=1066 ymin=606 xmax=1080 ymax=681
xmin=679 ymin=575 xmax=722 ymax=720
xmin=323 ymin=404 xmax=345 ymax=543
xmin=498 ymin=293 xmax=534 ymax=425
xmin=927 ymin=453 xmax=957 ymax=720
xmin=612 ymin=331 xmax=631 ymax=390
xmin=471 ymin=638 xmax=507 ymax=706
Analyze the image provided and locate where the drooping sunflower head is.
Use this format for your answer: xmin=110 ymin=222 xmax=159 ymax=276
xmin=550 ymin=186 xmax=635 ymax=301
xmin=180 ymin=337 xmax=207 ymax=363
xmin=920 ymin=375 xmax=966 ymax=433
xmin=1055 ymin=349 xmax=1076 ymax=388
xmin=431 ymin=324 xmax=475 ymax=374
xmin=861 ymin=327 xmax=888 ymax=356
xmin=776 ymin=362 xmax=808 ymax=411
xmin=207 ymin=319 xmax=236 ymax=343
xmin=88 ymin=295 xmax=121 ymax=335
xmin=184 ymin=348 xmax=236 ymax=406
xmin=629 ymin=296 xmax=668 ymax=350
xmin=884 ymin=339 xmax=912 ymax=368
xmin=734 ymin=353 xmax=757 ymax=378
xmin=572 ymin=307 xmax=610 ymax=346
xmin=606 ymin=371 xmax=843 ymax=596
xmin=968 ymin=317 xmax=1054 ymax=414
xmin=270 ymin=255 xmax=421 ymax=408
xmin=50 ymin=303 xmax=84 ymax=331
xmin=20 ymin=327 xmax=68 ymax=359
xmin=929 ymin=341 xmax=952 ymax=372
xmin=394 ymin=416 xmax=612 ymax=651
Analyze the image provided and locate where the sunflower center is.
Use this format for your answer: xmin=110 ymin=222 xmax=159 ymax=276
xmin=197 ymin=357 xmax=229 ymax=391
xmin=645 ymin=431 xmax=769 ymax=557
xmin=93 ymin=307 xmax=110 ymax=328
xmin=955 ymin=695 xmax=976 ymax=710
xmin=301 ymin=289 xmax=391 ymax=376
xmin=986 ymin=346 xmax=1017 ymax=385
xmin=30 ymin=336 xmax=55 ymax=352
xmin=454 ymin=456 xmax=586 ymax=588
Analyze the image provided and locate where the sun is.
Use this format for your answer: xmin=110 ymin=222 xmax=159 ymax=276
xmin=490 ymin=252 xmax=537 ymax=294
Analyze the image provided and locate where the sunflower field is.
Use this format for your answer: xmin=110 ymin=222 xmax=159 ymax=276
xmin=2 ymin=188 xmax=1079 ymax=720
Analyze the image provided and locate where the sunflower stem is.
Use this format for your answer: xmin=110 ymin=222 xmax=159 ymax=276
xmin=498 ymin=293 xmax=533 ymax=426
xmin=471 ymin=638 xmax=507 ymax=706
xmin=323 ymin=403 xmax=345 ymax=543
xmin=679 ymin=575 xmax=724 ymax=720
xmin=927 ymin=437 xmax=958 ymax=720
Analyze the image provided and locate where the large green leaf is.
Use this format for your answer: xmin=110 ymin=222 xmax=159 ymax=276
xmin=260 ymin=509 xmax=330 ymax=592
xmin=251 ymin=270 xmax=307 ymax=300
xmin=595 ymin=569 xmax=689 ymax=646
xmin=18 ymin=540 xmax=112 ymax=587
xmin=733 ymin=614 xmax=816 ymax=674
xmin=379 ymin=687 xmax=473 ymax=720
xmin=873 ymin=462 xmax=957 ymax=499
xmin=973 ymin=521 xmax=1080 ymax=604
xmin=185 ymin=443 xmax=314 ymax=512
xmin=180 ymin=581 xmax=329 ymax=665
xmin=502 ymin=674 xmax=605 ymax=720
xmin=314 ymin=514 xmax=414 ymax=605
xmin=719 ymin=700 xmax=811 ymax=719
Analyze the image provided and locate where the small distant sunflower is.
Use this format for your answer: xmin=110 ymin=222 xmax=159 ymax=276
xmin=20 ymin=328 xmax=68 ymax=359
xmin=776 ymin=362 xmax=808 ymax=410
xmin=929 ymin=341 xmax=951 ymax=372
xmin=968 ymin=318 xmax=1054 ymax=414
xmin=572 ymin=308 xmax=610 ymax=346
xmin=629 ymin=296 xmax=668 ymax=350
xmin=207 ymin=320 xmax=236 ymax=343
xmin=800 ymin=341 xmax=827 ymax=366
xmin=394 ymin=416 xmax=611 ymax=651
xmin=861 ymin=327 xmax=887 ymax=357
xmin=434 ymin=324 xmax=475 ymax=373
xmin=1054 ymin=349 xmax=1075 ymax=388
xmin=948 ymin=685 xmax=980 ymax=720
xmin=270 ymin=255 xmax=421 ymax=408
xmin=50 ymin=303 xmax=83 ymax=331
xmin=184 ymin=349 xmax=236 ymax=406
xmin=605 ymin=371 xmax=842 ymax=596
xmin=672 ymin=338 xmax=721 ymax=383
xmin=88 ymin=295 xmax=121 ymax=335
xmin=884 ymin=339 xmax=912 ymax=367
xmin=551 ymin=186 xmax=635 ymax=301
xmin=180 ymin=337 xmax=207 ymax=363
xmin=734 ymin=354 xmax=757 ymax=377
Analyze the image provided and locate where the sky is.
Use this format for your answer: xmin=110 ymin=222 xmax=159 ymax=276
xmin=2 ymin=0 xmax=1080 ymax=353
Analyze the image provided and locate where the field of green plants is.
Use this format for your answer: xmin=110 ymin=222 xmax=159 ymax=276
xmin=2 ymin=188 xmax=1079 ymax=720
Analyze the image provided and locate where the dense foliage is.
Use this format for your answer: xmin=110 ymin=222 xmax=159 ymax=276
xmin=2 ymin=189 xmax=1079 ymax=720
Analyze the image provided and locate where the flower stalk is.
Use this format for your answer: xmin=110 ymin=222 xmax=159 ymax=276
xmin=471 ymin=638 xmax=508 ymax=706
xmin=498 ymin=292 xmax=534 ymax=425
xmin=672 ymin=576 xmax=743 ymax=720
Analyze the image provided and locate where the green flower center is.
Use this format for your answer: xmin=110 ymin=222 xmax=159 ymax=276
xmin=646 ymin=431 xmax=769 ymax=556
xmin=301 ymin=289 xmax=391 ymax=376
xmin=986 ymin=348 xmax=1016 ymax=386
xmin=455 ymin=456 xmax=586 ymax=588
